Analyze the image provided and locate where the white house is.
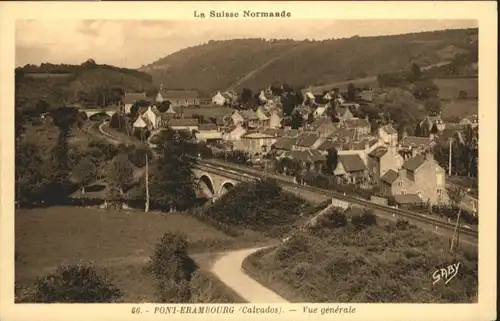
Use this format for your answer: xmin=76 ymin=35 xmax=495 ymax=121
xmin=133 ymin=116 xmax=148 ymax=129
xmin=143 ymin=106 xmax=160 ymax=129
xmin=314 ymin=106 xmax=327 ymax=118
xmin=223 ymin=124 xmax=247 ymax=141
xmin=212 ymin=91 xmax=227 ymax=106
xmin=269 ymin=110 xmax=282 ymax=129
xmin=231 ymin=110 xmax=245 ymax=126
xmin=323 ymin=92 xmax=334 ymax=100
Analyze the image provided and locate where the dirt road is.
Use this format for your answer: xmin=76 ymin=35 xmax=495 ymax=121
xmin=210 ymin=247 xmax=289 ymax=303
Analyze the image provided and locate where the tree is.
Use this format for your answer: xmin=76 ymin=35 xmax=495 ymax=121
xmin=458 ymin=90 xmax=468 ymax=100
xmin=72 ymin=156 xmax=97 ymax=194
xmin=410 ymin=63 xmax=422 ymax=82
xmin=157 ymin=101 xmax=171 ymax=113
xmin=30 ymin=264 xmax=122 ymax=303
xmin=414 ymin=123 xmax=422 ymax=137
xmin=412 ymin=80 xmax=439 ymax=100
xmin=424 ymin=98 xmax=442 ymax=115
xmin=323 ymin=148 xmax=339 ymax=175
xmin=150 ymin=128 xmax=198 ymax=211
xmin=130 ymin=100 xmax=150 ymax=118
xmin=240 ymin=88 xmax=253 ymax=104
xmin=446 ymin=185 xmax=467 ymax=252
xmin=347 ymin=83 xmax=356 ymax=102
xmin=290 ymin=111 xmax=303 ymax=130
xmin=107 ymin=153 xmax=134 ymax=195
xmin=430 ymin=123 xmax=439 ymax=135
xmin=269 ymin=83 xmax=283 ymax=96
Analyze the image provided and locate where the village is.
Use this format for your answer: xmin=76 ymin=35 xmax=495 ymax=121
xmin=84 ymin=83 xmax=479 ymax=211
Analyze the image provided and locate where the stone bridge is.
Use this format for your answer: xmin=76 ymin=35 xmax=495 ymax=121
xmin=193 ymin=164 xmax=257 ymax=200
xmin=80 ymin=109 xmax=117 ymax=119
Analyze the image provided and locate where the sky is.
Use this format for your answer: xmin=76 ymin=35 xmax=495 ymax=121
xmin=16 ymin=19 xmax=477 ymax=69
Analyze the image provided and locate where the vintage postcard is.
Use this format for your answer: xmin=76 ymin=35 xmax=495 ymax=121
xmin=0 ymin=1 xmax=497 ymax=321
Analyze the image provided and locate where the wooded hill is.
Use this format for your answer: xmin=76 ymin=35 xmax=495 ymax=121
xmin=140 ymin=28 xmax=478 ymax=93
xmin=15 ymin=60 xmax=156 ymax=113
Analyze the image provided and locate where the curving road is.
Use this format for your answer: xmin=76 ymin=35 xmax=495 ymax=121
xmin=210 ymin=247 xmax=289 ymax=303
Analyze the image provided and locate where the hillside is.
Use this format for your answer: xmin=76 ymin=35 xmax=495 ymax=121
xmin=140 ymin=28 xmax=478 ymax=93
xmin=15 ymin=60 xmax=156 ymax=112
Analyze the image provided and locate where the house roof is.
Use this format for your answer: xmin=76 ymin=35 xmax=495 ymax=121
xmin=349 ymin=138 xmax=377 ymax=151
xmin=381 ymin=124 xmax=397 ymax=135
xmin=345 ymin=118 xmax=370 ymax=128
xmin=297 ymin=134 xmax=320 ymax=148
xmin=331 ymin=128 xmax=357 ymax=141
xmin=161 ymin=90 xmax=199 ymax=99
xmin=400 ymin=136 xmax=432 ymax=148
xmin=198 ymin=123 xmax=218 ymax=131
xmin=393 ymin=194 xmax=424 ymax=205
xmin=369 ymin=147 xmax=388 ymax=158
xmin=124 ymin=92 xmax=146 ymax=105
xmin=195 ymin=131 xmax=222 ymax=140
xmin=273 ymin=137 xmax=296 ymax=151
xmin=280 ymin=129 xmax=299 ymax=137
xmin=381 ymin=169 xmax=399 ymax=184
xmin=338 ymin=154 xmax=366 ymax=172
xmin=165 ymin=105 xmax=177 ymax=114
xmin=255 ymin=107 xmax=269 ymax=121
xmin=317 ymin=139 xmax=337 ymax=151
xmin=242 ymin=132 xmax=275 ymax=139
xmin=240 ymin=110 xmax=259 ymax=120
xmin=262 ymin=128 xmax=279 ymax=136
xmin=168 ymin=118 xmax=199 ymax=127
xmin=402 ymin=154 xmax=426 ymax=172
xmin=133 ymin=116 xmax=148 ymax=128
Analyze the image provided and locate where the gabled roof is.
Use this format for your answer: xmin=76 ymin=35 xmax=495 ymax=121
xmin=273 ymin=137 xmax=297 ymax=151
xmin=262 ymin=128 xmax=279 ymax=137
xmin=349 ymin=138 xmax=377 ymax=151
xmin=255 ymin=107 xmax=269 ymax=121
xmin=369 ymin=147 xmax=388 ymax=158
xmin=381 ymin=169 xmax=399 ymax=184
xmin=198 ymin=123 xmax=218 ymax=131
xmin=338 ymin=154 xmax=366 ymax=172
xmin=331 ymin=128 xmax=357 ymax=141
xmin=381 ymin=124 xmax=397 ymax=135
xmin=161 ymin=90 xmax=199 ymax=99
xmin=297 ymin=134 xmax=320 ymax=148
xmin=133 ymin=116 xmax=148 ymax=128
xmin=393 ymin=194 xmax=424 ymax=205
xmin=124 ymin=92 xmax=147 ymax=105
xmin=400 ymin=136 xmax=432 ymax=148
xmin=345 ymin=118 xmax=370 ymax=128
xmin=402 ymin=154 xmax=426 ymax=172
xmin=165 ymin=105 xmax=177 ymax=114
xmin=168 ymin=118 xmax=199 ymax=127
xmin=240 ymin=110 xmax=259 ymax=120
xmin=317 ymin=140 xmax=337 ymax=151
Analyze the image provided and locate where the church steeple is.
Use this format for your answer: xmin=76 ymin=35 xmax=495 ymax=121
xmin=156 ymin=84 xmax=164 ymax=103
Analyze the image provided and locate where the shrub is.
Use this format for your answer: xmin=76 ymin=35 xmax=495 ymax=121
xmin=154 ymin=278 xmax=192 ymax=303
xmin=351 ymin=209 xmax=377 ymax=230
xmin=149 ymin=232 xmax=197 ymax=283
xmin=30 ymin=263 xmax=122 ymax=303
xmin=128 ymin=147 xmax=153 ymax=168
xmin=395 ymin=219 xmax=415 ymax=230
xmin=88 ymin=139 xmax=117 ymax=160
xmin=189 ymin=270 xmax=243 ymax=303
xmin=275 ymin=233 xmax=309 ymax=261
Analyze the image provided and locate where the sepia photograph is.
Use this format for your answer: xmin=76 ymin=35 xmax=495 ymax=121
xmin=0 ymin=1 xmax=497 ymax=321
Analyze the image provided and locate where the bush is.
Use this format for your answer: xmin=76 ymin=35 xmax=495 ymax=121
xmin=275 ymin=233 xmax=309 ymax=261
xmin=128 ymin=147 xmax=153 ymax=168
xmin=155 ymin=278 xmax=192 ymax=303
xmin=321 ymin=210 xmax=348 ymax=229
xmin=149 ymin=232 xmax=197 ymax=283
xmin=189 ymin=270 xmax=244 ymax=303
xmin=29 ymin=263 xmax=122 ymax=303
xmin=395 ymin=219 xmax=415 ymax=230
xmin=351 ymin=209 xmax=377 ymax=230
xmin=88 ymin=139 xmax=117 ymax=161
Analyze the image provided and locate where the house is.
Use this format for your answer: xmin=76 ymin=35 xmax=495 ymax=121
xmin=240 ymin=110 xmax=260 ymax=128
xmin=272 ymin=137 xmax=297 ymax=152
xmin=230 ymin=110 xmax=245 ymax=126
xmin=195 ymin=123 xmax=222 ymax=142
xmin=295 ymin=133 xmax=324 ymax=151
xmin=167 ymin=118 xmax=199 ymax=132
xmin=313 ymin=106 xmax=328 ymax=119
xmin=340 ymin=102 xmax=360 ymax=110
xmin=255 ymin=107 xmax=270 ymax=127
xmin=398 ymin=136 xmax=436 ymax=159
xmin=303 ymin=91 xmax=315 ymax=102
xmin=161 ymin=90 xmax=200 ymax=107
xmin=123 ymin=92 xmax=147 ymax=114
xmin=223 ymin=124 xmax=247 ymax=141
xmin=367 ymin=144 xmax=405 ymax=184
xmin=378 ymin=124 xmax=398 ymax=146
xmin=269 ymin=110 xmax=282 ymax=129
xmin=141 ymin=106 xmax=161 ymax=129
xmin=311 ymin=119 xmax=341 ymax=138
xmin=344 ymin=116 xmax=371 ymax=137
xmin=258 ymin=90 xmax=275 ymax=103
xmin=336 ymin=106 xmax=354 ymax=121
xmin=281 ymin=149 xmax=326 ymax=170
xmin=420 ymin=114 xmax=445 ymax=132
xmin=233 ymin=130 xmax=277 ymax=155
xmin=379 ymin=153 xmax=447 ymax=205
xmin=133 ymin=115 xmax=149 ymax=129
xmin=334 ymin=154 xmax=368 ymax=184
xmin=459 ymin=114 xmax=479 ymax=129
xmin=356 ymin=89 xmax=374 ymax=102
xmin=212 ymin=91 xmax=227 ymax=106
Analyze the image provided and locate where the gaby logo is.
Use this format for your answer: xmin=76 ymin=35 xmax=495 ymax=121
xmin=432 ymin=262 xmax=461 ymax=285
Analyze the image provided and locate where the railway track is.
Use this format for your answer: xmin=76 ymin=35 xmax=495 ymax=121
xmin=198 ymin=159 xmax=478 ymax=239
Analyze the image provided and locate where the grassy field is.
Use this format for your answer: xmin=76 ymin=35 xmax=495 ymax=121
xmin=15 ymin=206 xmax=250 ymax=302
xmin=306 ymin=76 xmax=379 ymax=93
xmin=434 ymin=77 xmax=478 ymax=100
xmin=243 ymin=216 xmax=478 ymax=303
xmin=441 ymin=99 xmax=478 ymax=121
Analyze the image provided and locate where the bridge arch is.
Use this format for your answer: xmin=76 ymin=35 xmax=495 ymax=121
xmin=198 ymin=174 xmax=216 ymax=198
xmin=218 ymin=180 xmax=235 ymax=196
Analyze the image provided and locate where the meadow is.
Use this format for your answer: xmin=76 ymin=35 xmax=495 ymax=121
xmin=15 ymin=207 xmax=251 ymax=302
xmin=434 ymin=77 xmax=478 ymax=100
xmin=441 ymin=99 xmax=478 ymax=121
xmin=173 ymin=106 xmax=233 ymax=120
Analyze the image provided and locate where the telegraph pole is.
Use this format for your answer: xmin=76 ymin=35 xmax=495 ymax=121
xmin=448 ymin=138 xmax=452 ymax=176
xmin=145 ymin=153 xmax=150 ymax=212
